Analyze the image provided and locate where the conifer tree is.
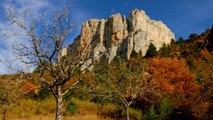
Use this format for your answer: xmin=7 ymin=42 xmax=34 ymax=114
xmin=146 ymin=42 xmax=157 ymax=57
xmin=161 ymin=43 xmax=171 ymax=57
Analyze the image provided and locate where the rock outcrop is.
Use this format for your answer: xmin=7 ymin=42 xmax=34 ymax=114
xmin=60 ymin=9 xmax=175 ymax=69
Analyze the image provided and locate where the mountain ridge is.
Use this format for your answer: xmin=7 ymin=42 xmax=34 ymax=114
xmin=59 ymin=9 xmax=175 ymax=70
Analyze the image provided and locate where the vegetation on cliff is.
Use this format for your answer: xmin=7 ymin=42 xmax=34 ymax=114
xmin=0 ymin=1 xmax=212 ymax=118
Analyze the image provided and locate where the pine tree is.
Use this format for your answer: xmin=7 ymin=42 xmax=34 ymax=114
xmin=161 ymin=43 xmax=171 ymax=57
xmin=146 ymin=42 xmax=157 ymax=57
xmin=178 ymin=37 xmax=185 ymax=43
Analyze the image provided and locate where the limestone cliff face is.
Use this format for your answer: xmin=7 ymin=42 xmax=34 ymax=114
xmin=60 ymin=9 xmax=175 ymax=69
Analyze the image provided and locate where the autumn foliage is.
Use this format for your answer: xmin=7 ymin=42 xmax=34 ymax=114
xmin=148 ymin=58 xmax=200 ymax=108
xmin=0 ymin=26 xmax=212 ymax=120
xmin=22 ymin=82 xmax=38 ymax=94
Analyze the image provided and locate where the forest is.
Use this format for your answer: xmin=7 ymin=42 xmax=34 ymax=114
xmin=0 ymin=26 xmax=212 ymax=120
xmin=0 ymin=1 xmax=212 ymax=119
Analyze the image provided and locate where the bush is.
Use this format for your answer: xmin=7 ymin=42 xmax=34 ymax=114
xmin=144 ymin=99 xmax=173 ymax=120
xmin=37 ymin=86 xmax=50 ymax=100
xmin=130 ymin=50 xmax=139 ymax=58
xmin=66 ymin=100 xmax=77 ymax=115
xmin=24 ymin=85 xmax=50 ymax=100
xmin=129 ymin=108 xmax=142 ymax=120
xmin=158 ymin=99 xmax=173 ymax=119
xmin=144 ymin=105 xmax=158 ymax=120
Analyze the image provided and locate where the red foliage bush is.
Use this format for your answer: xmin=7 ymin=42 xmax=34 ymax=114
xmin=148 ymin=58 xmax=200 ymax=108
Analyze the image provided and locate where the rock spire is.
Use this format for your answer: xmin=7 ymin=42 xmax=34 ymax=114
xmin=60 ymin=9 xmax=175 ymax=70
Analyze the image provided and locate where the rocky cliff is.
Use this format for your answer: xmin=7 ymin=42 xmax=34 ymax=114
xmin=60 ymin=9 xmax=175 ymax=70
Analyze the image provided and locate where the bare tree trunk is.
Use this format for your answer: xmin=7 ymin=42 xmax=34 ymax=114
xmin=2 ymin=110 xmax=7 ymax=120
xmin=126 ymin=105 xmax=130 ymax=120
xmin=55 ymin=86 xmax=63 ymax=120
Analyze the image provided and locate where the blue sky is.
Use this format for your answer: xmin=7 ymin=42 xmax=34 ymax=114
xmin=0 ymin=0 xmax=213 ymax=74
xmin=70 ymin=0 xmax=213 ymax=39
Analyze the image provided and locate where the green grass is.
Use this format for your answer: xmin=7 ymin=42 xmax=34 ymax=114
xmin=9 ymin=98 xmax=55 ymax=118
xmin=6 ymin=97 xmax=142 ymax=120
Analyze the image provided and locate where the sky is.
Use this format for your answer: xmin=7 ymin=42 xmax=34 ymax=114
xmin=0 ymin=0 xmax=213 ymax=74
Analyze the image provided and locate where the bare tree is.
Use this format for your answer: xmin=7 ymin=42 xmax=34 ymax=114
xmin=0 ymin=73 xmax=35 ymax=120
xmin=94 ymin=57 xmax=161 ymax=120
xmin=0 ymin=58 xmax=33 ymax=120
xmin=5 ymin=1 xmax=82 ymax=120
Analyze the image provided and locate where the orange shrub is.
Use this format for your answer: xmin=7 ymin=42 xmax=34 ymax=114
xmin=22 ymin=82 xmax=38 ymax=94
xmin=148 ymin=58 xmax=200 ymax=108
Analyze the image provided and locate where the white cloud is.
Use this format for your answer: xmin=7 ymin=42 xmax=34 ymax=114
xmin=0 ymin=0 xmax=51 ymax=74
xmin=0 ymin=0 xmax=90 ymax=74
